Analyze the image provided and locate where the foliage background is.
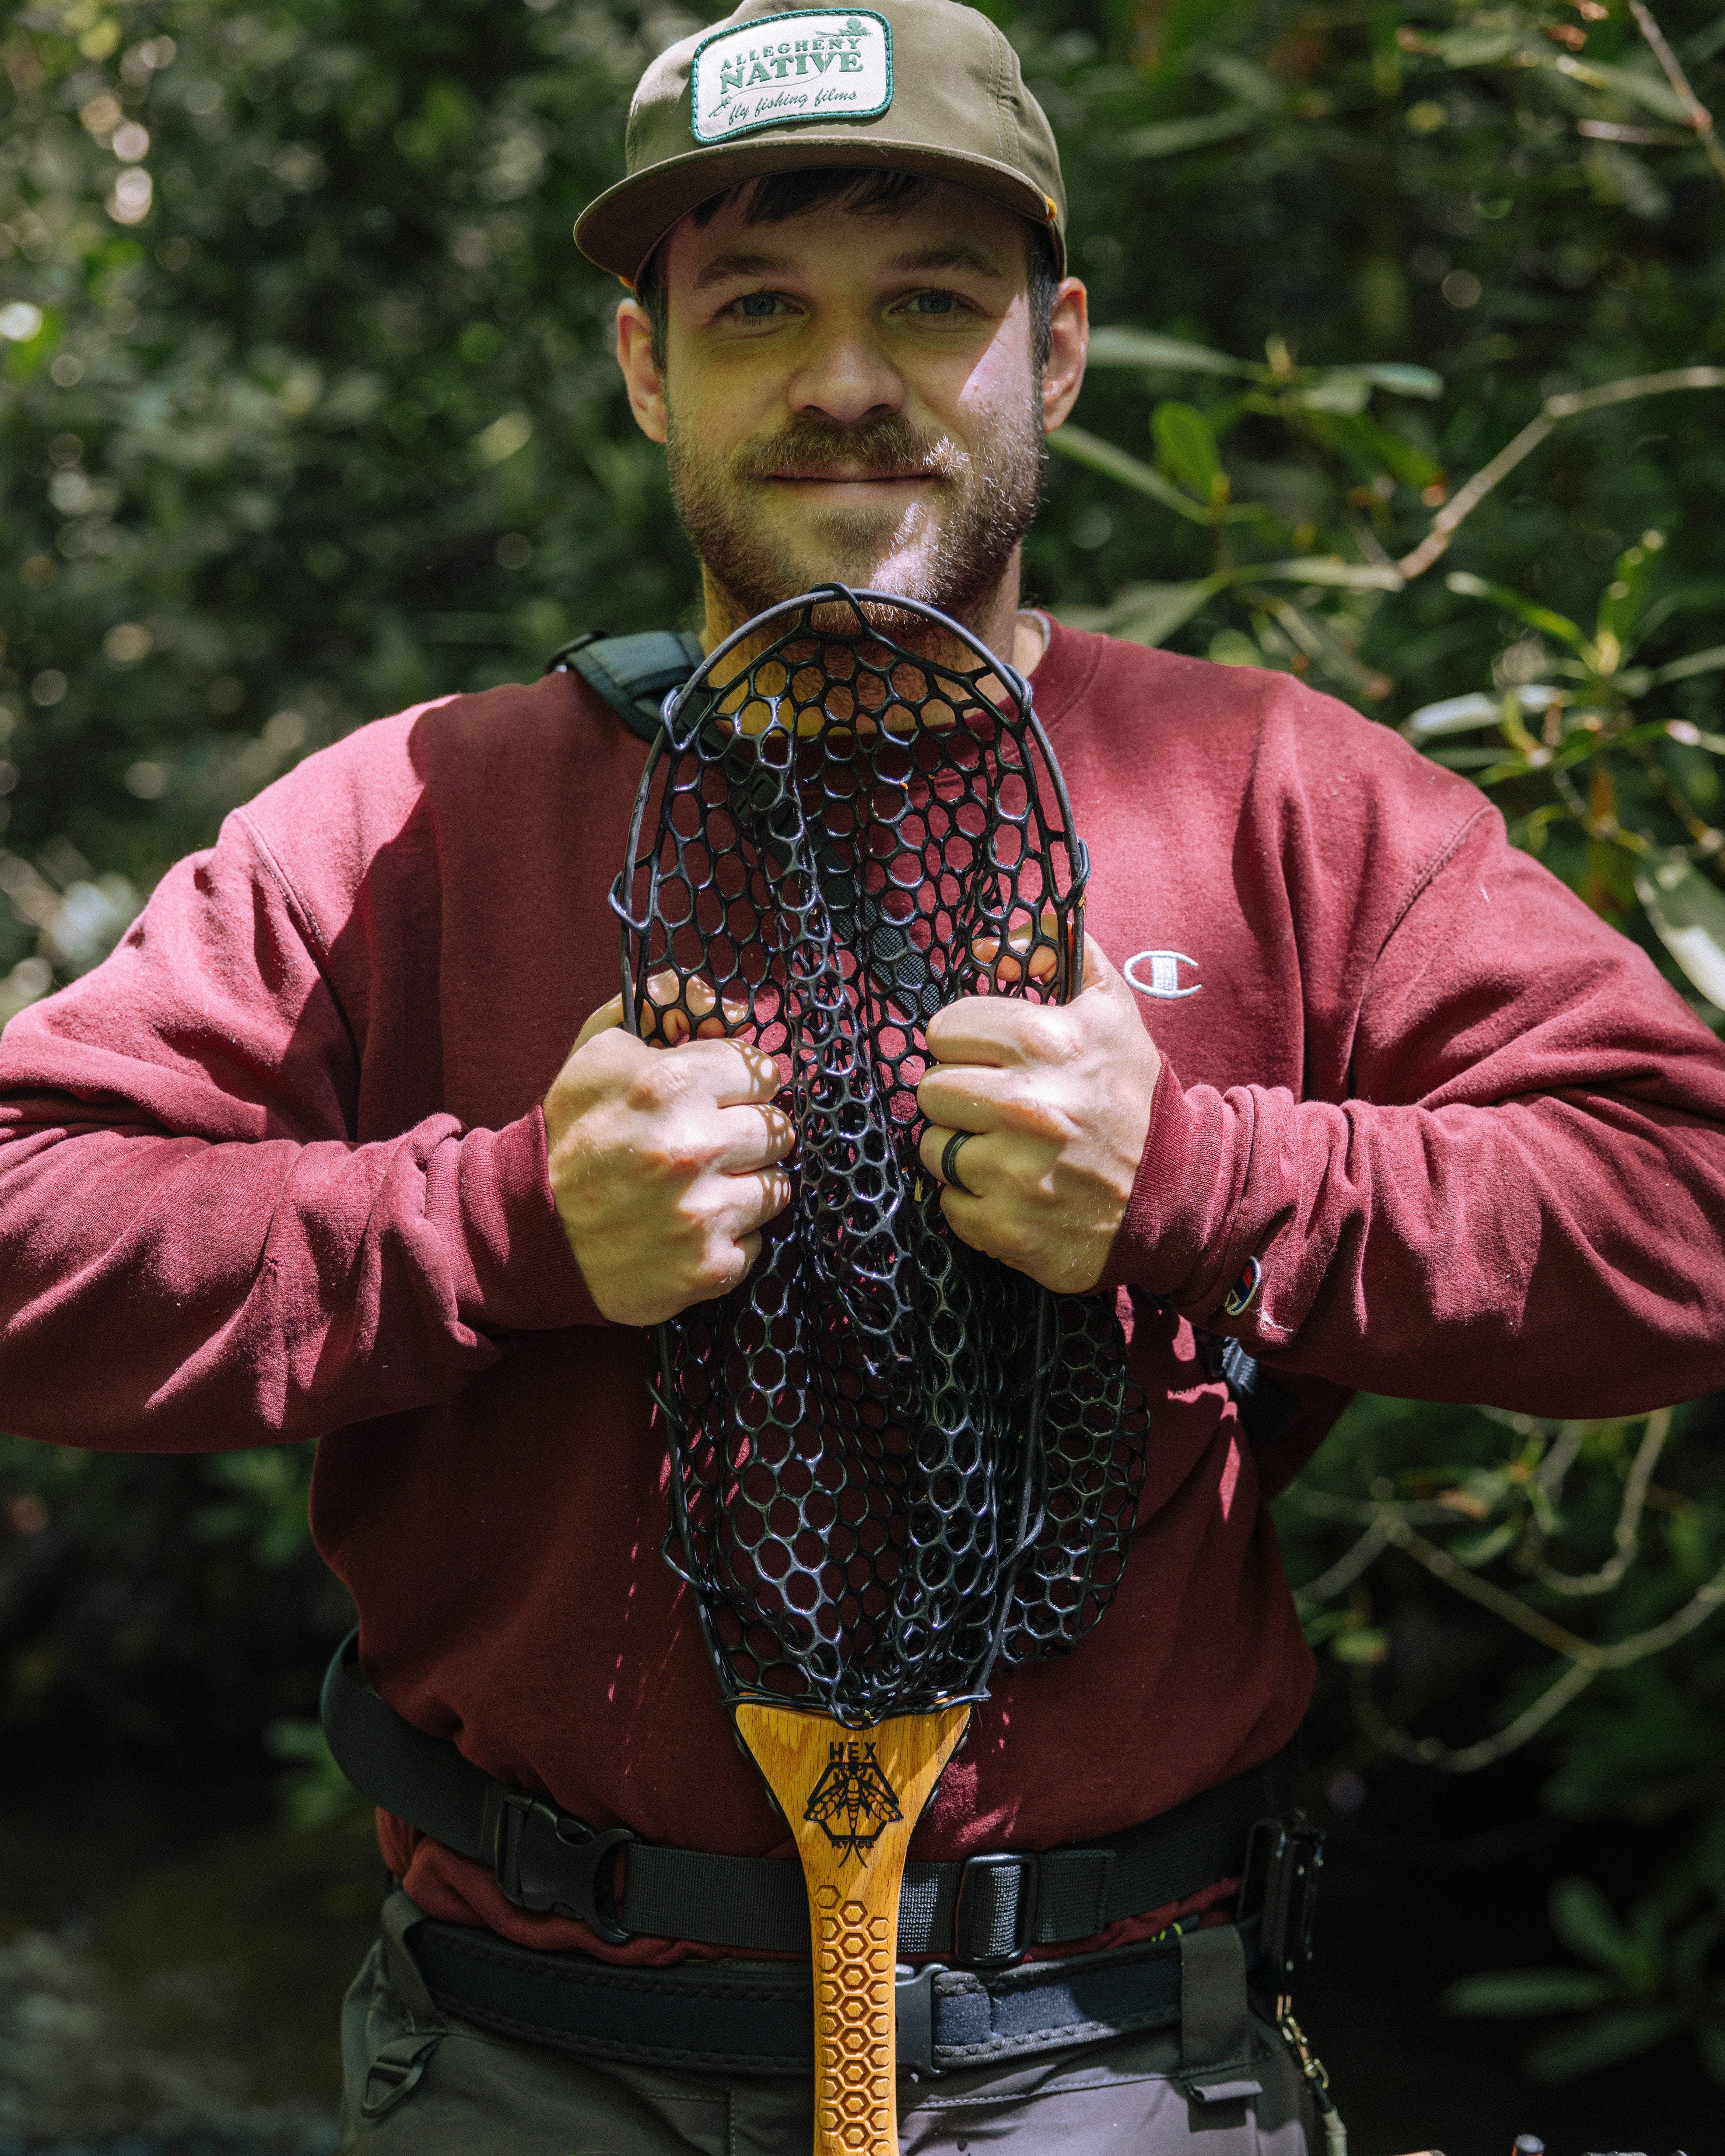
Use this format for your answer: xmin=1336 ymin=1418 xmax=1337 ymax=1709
xmin=4 ymin=0 xmax=1725 ymax=2118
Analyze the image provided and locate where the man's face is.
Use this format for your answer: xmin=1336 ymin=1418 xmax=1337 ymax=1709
xmin=616 ymin=182 xmax=1086 ymax=636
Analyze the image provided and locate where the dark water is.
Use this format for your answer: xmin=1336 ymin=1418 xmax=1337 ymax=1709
xmin=0 ymin=1764 xmax=371 ymax=2156
xmin=0 ymin=1761 xmax=1717 ymax=2155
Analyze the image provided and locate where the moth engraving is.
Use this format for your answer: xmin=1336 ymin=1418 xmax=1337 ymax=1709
xmin=803 ymin=1740 xmax=903 ymax=1862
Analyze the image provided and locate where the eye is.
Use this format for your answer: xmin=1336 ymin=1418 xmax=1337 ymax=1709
xmin=735 ymin=291 xmax=786 ymax=319
xmin=906 ymin=290 xmax=965 ymax=316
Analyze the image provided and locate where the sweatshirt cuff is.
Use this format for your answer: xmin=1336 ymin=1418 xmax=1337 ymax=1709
xmin=1097 ymin=1057 xmax=1248 ymax=1311
xmin=449 ymin=1108 xmax=607 ymax=1333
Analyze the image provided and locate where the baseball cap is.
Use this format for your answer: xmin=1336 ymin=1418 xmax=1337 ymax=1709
xmin=574 ymin=0 xmax=1067 ymax=284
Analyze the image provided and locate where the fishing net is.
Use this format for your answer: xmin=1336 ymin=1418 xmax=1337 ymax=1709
xmin=612 ymin=587 xmax=1150 ymax=1729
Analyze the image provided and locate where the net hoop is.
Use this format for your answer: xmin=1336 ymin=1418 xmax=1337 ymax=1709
xmin=610 ymin=586 xmax=1150 ymax=1728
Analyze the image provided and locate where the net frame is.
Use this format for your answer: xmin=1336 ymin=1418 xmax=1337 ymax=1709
xmin=610 ymin=585 xmax=1149 ymax=1729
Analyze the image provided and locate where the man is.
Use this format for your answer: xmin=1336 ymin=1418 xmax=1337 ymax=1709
xmin=2 ymin=0 xmax=1723 ymax=2149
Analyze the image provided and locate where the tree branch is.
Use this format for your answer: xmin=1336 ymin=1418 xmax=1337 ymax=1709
xmin=1629 ymin=0 xmax=1725 ymax=191
xmin=1396 ymin=371 xmax=1725 ymax=580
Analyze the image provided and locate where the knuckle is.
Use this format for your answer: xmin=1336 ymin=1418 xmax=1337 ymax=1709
xmin=626 ymin=1057 xmax=701 ymax=1122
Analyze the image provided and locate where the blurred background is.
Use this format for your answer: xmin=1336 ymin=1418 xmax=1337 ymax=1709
xmin=4 ymin=0 xmax=1725 ymax=2149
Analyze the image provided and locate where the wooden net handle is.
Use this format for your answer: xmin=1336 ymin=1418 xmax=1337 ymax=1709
xmin=735 ymin=1701 xmax=971 ymax=2156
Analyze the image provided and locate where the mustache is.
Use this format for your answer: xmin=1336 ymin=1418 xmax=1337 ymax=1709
xmin=729 ymin=416 xmax=964 ymax=483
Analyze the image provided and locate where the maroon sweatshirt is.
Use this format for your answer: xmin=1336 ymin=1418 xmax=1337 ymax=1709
xmin=3 ymin=626 xmax=1723 ymax=1964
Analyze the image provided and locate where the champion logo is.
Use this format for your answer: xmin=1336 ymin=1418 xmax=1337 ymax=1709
xmin=1124 ymin=950 xmax=1201 ymax=1000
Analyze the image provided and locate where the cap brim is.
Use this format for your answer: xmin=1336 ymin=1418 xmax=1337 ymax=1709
xmin=575 ymin=136 xmax=1064 ymax=284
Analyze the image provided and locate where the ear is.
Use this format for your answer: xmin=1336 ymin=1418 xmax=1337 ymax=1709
xmin=615 ymin=296 xmax=668 ymax=445
xmin=1041 ymin=277 xmax=1088 ymax=434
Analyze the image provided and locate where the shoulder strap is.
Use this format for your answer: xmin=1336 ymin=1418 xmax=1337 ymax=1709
xmin=545 ymin=629 xmax=705 ymax=745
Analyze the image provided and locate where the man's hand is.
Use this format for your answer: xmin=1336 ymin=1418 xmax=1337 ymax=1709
xmin=915 ymin=936 xmax=1160 ymax=1294
xmin=545 ymin=976 xmax=791 ymax=1326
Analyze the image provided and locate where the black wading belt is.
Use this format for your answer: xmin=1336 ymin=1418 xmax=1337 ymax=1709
xmin=396 ymin=1908 xmax=1273 ymax=2085
xmin=322 ymin=1632 xmax=1298 ymax=1966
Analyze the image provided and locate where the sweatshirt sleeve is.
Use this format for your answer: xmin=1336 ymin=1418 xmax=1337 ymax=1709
xmin=0 ymin=803 xmax=599 ymax=1454
xmin=1101 ymin=805 xmax=1725 ymax=1414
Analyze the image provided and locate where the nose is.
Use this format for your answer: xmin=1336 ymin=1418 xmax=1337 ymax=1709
xmin=786 ymin=310 xmax=904 ymax=427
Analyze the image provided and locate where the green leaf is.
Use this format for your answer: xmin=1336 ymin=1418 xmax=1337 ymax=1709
xmin=1072 ymin=578 xmax=1225 ymax=648
xmin=1330 ymin=1627 xmax=1389 ymax=1664
xmin=1406 ymin=693 xmax=1501 ymax=740
xmin=1085 ymin=327 xmax=1255 ymax=378
xmin=1434 ymin=27 xmax=1520 ymax=67
xmin=1290 ymin=376 xmax=1373 ymax=416
xmin=472 ymin=410 xmax=534 ymax=466
xmin=1209 ymin=629 xmax=1270 ymax=670
xmin=1048 ymin=424 xmax=1220 ymax=523
xmin=1528 ymin=2004 xmax=1683 ymax=2081
xmin=1549 ymin=1877 xmax=1643 ymax=1979
xmin=1430 ymin=746 xmax=1508 ymax=770
xmin=1596 ymin=540 xmax=1660 ymax=644
xmin=1635 ymin=855 xmax=1725 ymax=1009
xmin=1446 ymin=572 xmax=1586 ymax=646
xmin=1202 ymin=53 xmax=1284 ymax=110
xmin=1250 ymin=557 xmax=1405 ymax=592
xmin=1288 ymin=363 xmax=1443 ymax=417
xmin=1446 ymin=1969 xmax=1615 ymax=2017
xmin=1651 ymin=644 xmax=1725 ymax=686
xmin=1552 ymin=54 xmax=1691 ymax=124
xmin=1152 ymin=400 xmax=1225 ymax=503
xmin=1451 ymin=1519 xmax=1518 ymax=1568
xmin=1319 ymin=413 xmax=1444 ymax=491
xmin=1352 ymin=362 xmax=1444 ymax=400
xmin=1115 ymin=107 xmax=1265 ymax=160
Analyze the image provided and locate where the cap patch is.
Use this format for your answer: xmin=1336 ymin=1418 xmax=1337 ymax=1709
xmin=690 ymin=10 xmax=893 ymax=145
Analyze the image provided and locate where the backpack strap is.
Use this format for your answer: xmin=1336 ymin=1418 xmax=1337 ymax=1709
xmin=545 ymin=630 xmax=705 ymax=745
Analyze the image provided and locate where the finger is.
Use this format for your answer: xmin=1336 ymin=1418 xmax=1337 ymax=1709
xmin=708 ymin=1100 xmax=796 ymax=1173
xmin=640 ymin=970 xmax=685 ymax=1046
xmin=645 ymin=970 xmax=754 ymax=1045
xmin=917 ymin=1064 xmax=1013 ymax=1132
xmin=715 ymin=1165 xmax=793 ymax=1238
xmin=645 ymin=968 xmax=700 ymax=1046
xmin=934 ymin=1180 xmax=987 ymax=1252
xmin=923 ymin=994 xmax=1051 ymax=1068
xmin=680 ymin=1035 xmax=783 ymax=1106
xmin=917 ymin=1122 xmax=992 ymax=1189
xmin=575 ymin=993 xmax=626 ymax=1052
xmin=971 ymin=906 xmax=1062 ymax=987
xmin=1076 ymin=931 xmax=1132 ymax=1003
xmin=697 ymin=985 xmax=754 ymax=1040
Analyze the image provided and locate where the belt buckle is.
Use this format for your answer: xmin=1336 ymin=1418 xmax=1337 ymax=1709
xmin=1238 ymin=1815 xmax=1324 ymax=1995
xmin=952 ymin=1850 xmax=1039 ymax=1969
xmin=894 ymin=1963 xmax=943 ymax=2078
xmin=494 ymin=1795 xmax=635 ymax=1945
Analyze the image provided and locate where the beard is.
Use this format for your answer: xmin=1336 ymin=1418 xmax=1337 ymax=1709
xmin=665 ymin=398 xmax=1046 ymax=638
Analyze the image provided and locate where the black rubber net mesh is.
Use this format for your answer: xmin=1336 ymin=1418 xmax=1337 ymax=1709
xmin=614 ymin=589 xmax=1150 ymax=1727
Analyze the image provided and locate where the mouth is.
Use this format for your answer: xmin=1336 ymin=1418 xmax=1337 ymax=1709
xmin=765 ymin=466 xmax=938 ymax=487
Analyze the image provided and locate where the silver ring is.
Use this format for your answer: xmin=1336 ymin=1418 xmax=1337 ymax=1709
xmin=940 ymin=1129 xmax=978 ymax=1197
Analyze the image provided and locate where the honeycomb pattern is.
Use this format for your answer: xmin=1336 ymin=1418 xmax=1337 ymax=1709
xmin=813 ymin=1884 xmax=893 ymax=2151
xmin=615 ymin=586 xmax=1151 ymax=1726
